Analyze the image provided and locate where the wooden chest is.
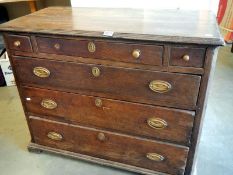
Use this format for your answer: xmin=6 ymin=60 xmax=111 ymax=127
xmin=0 ymin=7 xmax=224 ymax=175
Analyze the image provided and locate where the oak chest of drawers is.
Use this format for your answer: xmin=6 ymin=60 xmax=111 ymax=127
xmin=0 ymin=7 xmax=224 ymax=175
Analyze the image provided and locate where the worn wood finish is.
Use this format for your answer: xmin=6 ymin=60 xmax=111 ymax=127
xmin=22 ymin=86 xmax=194 ymax=145
xmin=184 ymin=47 xmax=218 ymax=175
xmin=28 ymin=142 xmax=170 ymax=175
xmin=6 ymin=34 xmax=33 ymax=52
xmin=10 ymin=48 xmax=205 ymax=75
xmin=0 ymin=7 xmax=223 ymax=175
xmin=29 ymin=116 xmax=189 ymax=175
xmin=36 ymin=36 xmax=163 ymax=66
xmin=170 ymin=47 xmax=206 ymax=68
xmin=0 ymin=7 xmax=224 ymax=46
xmin=13 ymin=56 xmax=201 ymax=110
xmin=4 ymin=33 xmax=206 ymax=75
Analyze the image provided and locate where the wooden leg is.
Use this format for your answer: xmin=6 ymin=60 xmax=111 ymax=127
xmin=28 ymin=1 xmax=37 ymax=13
xmin=28 ymin=144 xmax=43 ymax=154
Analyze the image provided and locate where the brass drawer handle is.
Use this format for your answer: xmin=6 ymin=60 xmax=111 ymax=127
xmin=182 ymin=54 xmax=190 ymax=61
xmin=146 ymin=153 xmax=165 ymax=162
xmin=54 ymin=43 xmax=60 ymax=50
xmin=47 ymin=131 xmax=63 ymax=141
xmin=88 ymin=42 xmax=96 ymax=53
xmin=147 ymin=118 xmax=167 ymax=129
xmin=132 ymin=49 xmax=141 ymax=59
xmin=41 ymin=99 xmax=57 ymax=109
xmin=97 ymin=132 xmax=106 ymax=141
xmin=33 ymin=67 xmax=50 ymax=78
xmin=14 ymin=40 xmax=21 ymax=47
xmin=149 ymin=80 xmax=171 ymax=93
xmin=95 ymin=98 xmax=102 ymax=107
xmin=92 ymin=67 xmax=100 ymax=77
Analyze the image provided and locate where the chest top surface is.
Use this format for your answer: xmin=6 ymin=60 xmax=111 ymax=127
xmin=0 ymin=7 xmax=224 ymax=45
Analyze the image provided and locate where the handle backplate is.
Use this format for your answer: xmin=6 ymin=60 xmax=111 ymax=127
xmin=47 ymin=131 xmax=63 ymax=141
xmin=147 ymin=118 xmax=167 ymax=129
xmin=146 ymin=153 xmax=164 ymax=162
xmin=41 ymin=99 xmax=57 ymax=109
xmin=33 ymin=67 xmax=50 ymax=78
xmin=149 ymin=80 xmax=171 ymax=93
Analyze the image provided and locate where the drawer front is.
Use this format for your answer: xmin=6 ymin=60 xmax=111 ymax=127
xmin=170 ymin=47 xmax=206 ymax=68
xmin=36 ymin=37 xmax=163 ymax=66
xmin=6 ymin=35 xmax=33 ymax=52
xmin=30 ymin=117 xmax=189 ymax=175
xmin=14 ymin=57 xmax=201 ymax=110
xmin=23 ymin=86 xmax=194 ymax=145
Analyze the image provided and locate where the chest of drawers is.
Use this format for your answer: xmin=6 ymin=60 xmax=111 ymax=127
xmin=0 ymin=7 xmax=224 ymax=175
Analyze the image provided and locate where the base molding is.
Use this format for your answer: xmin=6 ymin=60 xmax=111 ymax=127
xmin=28 ymin=142 xmax=167 ymax=175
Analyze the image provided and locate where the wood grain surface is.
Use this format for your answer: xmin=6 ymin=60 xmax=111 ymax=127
xmin=28 ymin=142 xmax=170 ymax=175
xmin=0 ymin=7 xmax=224 ymax=175
xmin=29 ymin=116 xmax=189 ymax=175
xmin=36 ymin=36 xmax=163 ymax=66
xmin=0 ymin=7 xmax=224 ymax=45
xmin=6 ymin=34 xmax=33 ymax=52
xmin=170 ymin=47 xmax=206 ymax=68
xmin=13 ymin=56 xmax=201 ymax=110
xmin=22 ymin=86 xmax=194 ymax=145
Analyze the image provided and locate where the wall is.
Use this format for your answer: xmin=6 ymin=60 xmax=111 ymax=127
xmin=1 ymin=0 xmax=71 ymax=20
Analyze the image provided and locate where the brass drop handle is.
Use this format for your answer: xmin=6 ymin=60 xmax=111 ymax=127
xmin=149 ymin=80 xmax=171 ymax=93
xmin=92 ymin=67 xmax=100 ymax=77
xmin=41 ymin=99 xmax=57 ymax=109
xmin=132 ymin=49 xmax=141 ymax=59
xmin=33 ymin=67 xmax=50 ymax=78
xmin=54 ymin=43 xmax=60 ymax=50
xmin=146 ymin=153 xmax=165 ymax=162
xmin=147 ymin=118 xmax=167 ymax=129
xmin=14 ymin=40 xmax=21 ymax=47
xmin=47 ymin=131 xmax=63 ymax=141
xmin=182 ymin=54 xmax=190 ymax=61
xmin=97 ymin=132 xmax=106 ymax=141
xmin=88 ymin=42 xmax=96 ymax=53
xmin=95 ymin=98 xmax=102 ymax=107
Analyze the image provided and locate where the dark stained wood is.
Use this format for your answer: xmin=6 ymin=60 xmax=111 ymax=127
xmin=184 ymin=47 xmax=219 ymax=175
xmin=4 ymin=33 xmax=205 ymax=75
xmin=6 ymin=34 xmax=33 ymax=52
xmin=29 ymin=116 xmax=189 ymax=175
xmin=22 ymin=86 xmax=195 ymax=145
xmin=2 ymin=35 xmax=36 ymax=143
xmin=10 ymin=49 xmax=205 ymax=75
xmin=28 ymin=143 xmax=171 ymax=175
xmin=13 ymin=56 xmax=201 ymax=110
xmin=36 ymin=36 xmax=163 ymax=66
xmin=0 ymin=7 xmax=224 ymax=46
xmin=0 ymin=7 xmax=223 ymax=175
xmin=170 ymin=47 xmax=206 ymax=68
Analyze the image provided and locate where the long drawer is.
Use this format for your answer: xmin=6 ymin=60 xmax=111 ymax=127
xmin=22 ymin=86 xmax=194 ymax=145
xmin=13 ymin=57 xmax=201 ymax=110
xmin=35 ymin=36 xmax=163 ymax=66
xmin=29 ymin=116 xmax=189 ymax=175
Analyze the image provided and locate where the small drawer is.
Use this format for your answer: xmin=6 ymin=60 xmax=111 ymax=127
xmin=170 ymin=47 xmax=206 ymax=68
xmin=14 ymin=56 xmax=201 ymax=110
xmin=36 ymin=36 xmax=163 ymax=66
xmin=29 ymin=117 xmax=189 ymax=175
xmin=6 ymin=35 xmax=33 ymax=52
xmin=22 ymin=86 xmax=194 ymax=145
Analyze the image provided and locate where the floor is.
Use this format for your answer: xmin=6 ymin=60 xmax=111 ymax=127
xmin=0 ymin=46 xmax=232 ymax=175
